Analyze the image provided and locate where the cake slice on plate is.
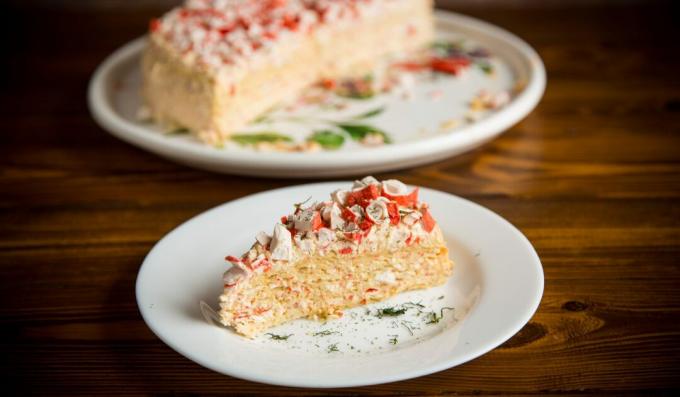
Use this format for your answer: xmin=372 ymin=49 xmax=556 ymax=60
xmin=219 ymin=177 xmax=454 ymax=337
xmin=142 ymin=0 xmax=434 ymax=144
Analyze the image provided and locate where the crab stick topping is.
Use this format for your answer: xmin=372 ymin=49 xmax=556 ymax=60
xmin=223 ymin=177 xmax=438 ymax=280
xmin=270 ymin=223 xmax=293 ymax=261
xmin=223 ymin=265 xmax=247 ymax=287
xmin=420 ymin=206 xmax=436 ymax=233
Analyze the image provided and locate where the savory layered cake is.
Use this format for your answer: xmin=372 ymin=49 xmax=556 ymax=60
xmin=142 ymin=0 xmax=434 ymax=144
xmin=220 ymin=177 xmax=454 ymax=337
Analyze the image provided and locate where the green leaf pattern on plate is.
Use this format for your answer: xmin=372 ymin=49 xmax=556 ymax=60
xmin=231 ymin=132 xmax=293 ymax=146
xmin=307 ymin=130 xmax=345 ymax=150
xmin=239 ymin=106 xmax=389 ymax=149
xmin=336 ymin=124 xmax=392 ymax=144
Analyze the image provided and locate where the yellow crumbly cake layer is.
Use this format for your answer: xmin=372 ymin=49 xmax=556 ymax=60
xmin=219 ymin=176 xmax=454 ymax=337
xmin=142 ymin=0 xmax=433 ymax=143
xmin=221 ymin=228 xmax=451 ymax=337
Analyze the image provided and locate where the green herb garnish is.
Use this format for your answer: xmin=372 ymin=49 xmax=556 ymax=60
xmin=375 ymin=306 xmax=407 ymax=318
xmin=293 ymin=196 xmax=312 ymax=211
xmin=167 ymin=127 xmax=190 ymax=135
xmin=231 ymin=132 xmax=293 ymax=146
xmin=477 ymin=62 xmax=494 ymax=75
xmin=252 ymin=112 xmax=274 ymax=124
xmin=388 ymin=335 xmax=399 ymax=345
xmin=265 ymin=333 xmax=292 ymax=341
xmin=313 ymin=330 xmax=338 ymax=337
xmin=336 ymin=124 xmax=392 ymax=144
xmin=401 ymin=321 xmax=415 ymax=336
xmin=327 ymin=343 xmax=339 ymax=353
xmin=341 ymin=92 xmax=374 ymax=100
xmin=351 ymin=107 xmax=385 ymax=120
xmin=335 ymin=75 xmax=375 ymax=99
xmin=425 ymin=311 xmax=441 ymax=324
xmin=431 ymin=40 xmax=465 ymax=55
xmin=307 ymin=130 xmax=345 ymax=150
xmin=398 ymin=208 xmax=415 ymax=216
xmin=425 ymin=307 xmax=455 ymax=325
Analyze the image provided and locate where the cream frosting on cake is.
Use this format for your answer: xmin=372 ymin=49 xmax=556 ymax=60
xmin=219 ymin=176 xmax=454 ymax=337
xmin=142 ymin=0 xmax=433 ymax=143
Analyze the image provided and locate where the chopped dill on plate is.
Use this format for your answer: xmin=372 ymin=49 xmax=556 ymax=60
xmin=313 ymin=330 xmax=338 ymax=337
xmin=265 ymin=333 xmax=292 ymax=341
xmin=425 ymin=307 xmax=455 ymax=324
xmin=375 ymin=306 xmax=407 ymax=318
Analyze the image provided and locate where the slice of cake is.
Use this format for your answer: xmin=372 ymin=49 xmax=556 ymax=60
xmin=219 ymin=176 xmax=453 ymax=337
xmin=142 ymin=0 xmax=433 ymax=144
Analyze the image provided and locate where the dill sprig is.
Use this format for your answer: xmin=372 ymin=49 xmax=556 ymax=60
xmin=327 ymin=343 xmax=339 ymax=353
xmin=313 ymin=330 xmax=338 ymax=337
xmin=401 ymin=321 xmax=415 ymax=336
xmin=265 ymin=333 xmax=292 ymax=340
xmin=293 ymin=196 xmax=312 ymax=211
xmin=425 ymin=311 xmax=441 ymax=324
xmin=375 ymin=306 xmax=407 ymax=318
xmin=388 ymin=335 xmax=399 ymax=345
xmin=425 ymin=307 xmax=455 ymax=324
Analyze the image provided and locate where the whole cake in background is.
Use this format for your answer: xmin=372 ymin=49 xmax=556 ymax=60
xmin=220 ymin=176 xmax=454 ymax=337
xmin=141 ymin=0 xmax=434 ymax=144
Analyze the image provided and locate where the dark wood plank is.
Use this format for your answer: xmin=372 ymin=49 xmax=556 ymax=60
xmin=1 ymin=1 xmax=679 ymax=395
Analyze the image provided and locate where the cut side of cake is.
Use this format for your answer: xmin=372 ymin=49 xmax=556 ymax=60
xmin=219 ymin=177 xmax=454 ymax=337
xmin=142 ymin=0 xmax=433 ymax=144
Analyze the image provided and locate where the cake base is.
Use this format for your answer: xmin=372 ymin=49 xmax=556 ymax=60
xmin=219 ymin=227 xmax=452 ymax=337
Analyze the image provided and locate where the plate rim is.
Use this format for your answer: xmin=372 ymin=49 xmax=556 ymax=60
xmin=136 ymin=182 xmax=544 ymax=387
xmin=88 ymin=10 xmax=546 ymax=177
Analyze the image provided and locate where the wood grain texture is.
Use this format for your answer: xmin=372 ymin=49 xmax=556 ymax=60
xmin=1 ymin=1 xmax=679 ymax=395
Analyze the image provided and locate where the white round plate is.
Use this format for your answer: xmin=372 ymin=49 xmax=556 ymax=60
xmin=89 ymin=11 xmax=545 ymax=178
xmin=136 ymin=182 xmax=544 ymax=388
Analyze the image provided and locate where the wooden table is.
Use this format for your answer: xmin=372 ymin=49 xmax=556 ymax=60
xmin=2 ymin=1 xmax=679 ymax=395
